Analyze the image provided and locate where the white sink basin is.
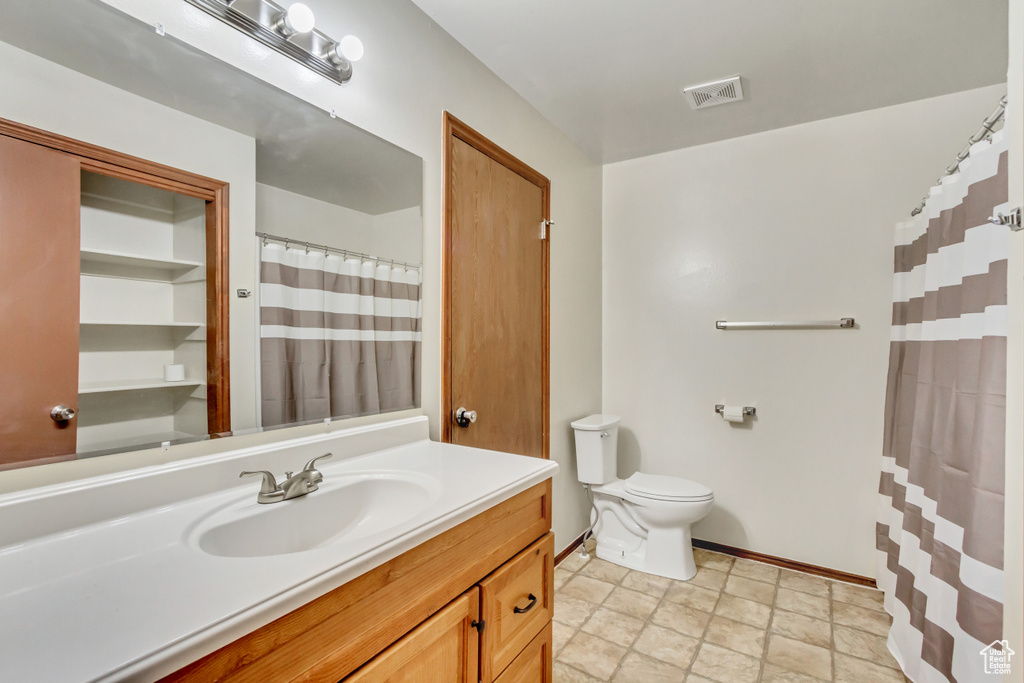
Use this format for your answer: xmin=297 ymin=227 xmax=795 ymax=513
xmin=190 ymin=471 xmax=442 ymax=558
xmin=0 ymin=415 xmax=560 ymax=683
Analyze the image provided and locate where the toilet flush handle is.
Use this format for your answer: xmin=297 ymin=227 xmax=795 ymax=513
xmin=600 ymin=432 xmax=609 ymax=438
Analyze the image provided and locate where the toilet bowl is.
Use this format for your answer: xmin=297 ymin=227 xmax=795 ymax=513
xmin=571 ymin=414 xmax=713 ymax=581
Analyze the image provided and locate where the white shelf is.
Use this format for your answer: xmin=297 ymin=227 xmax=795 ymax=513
xmin=80 ymin=248 xmax=203 ymax=274
xmin=78 ymin=430 xmax=206 ymax=457
xmin=80 ymin=320 xmax=205 ymax=329
xmin=79 ymin=378 xmax=205 ymax=395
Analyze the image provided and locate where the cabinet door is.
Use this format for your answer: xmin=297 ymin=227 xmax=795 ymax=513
xmin=344 ymin=587 xmax=479 ymax=683
xmin=479 ymin=532 xmax=554 ymax=682
xmin=0 ymin=135 xmax=81 ymax=465
xmin=493 ymin=623 xmax=552 ymax=683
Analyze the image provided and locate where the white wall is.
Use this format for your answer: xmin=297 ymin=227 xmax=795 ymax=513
xmin=602 ymin=84 xmax=1007 ymax=577
xmin=255 ymin=184 xmax=423 ymax=265
xmin=1004 ymin=0 xmax=1022 ymax=672
xmin=373 ymin=206 xmax=424 ymax=266
xmin=256 ymin=183 xmax=374 ymax=254
xmin=4 ymin=0 xmax=602 ymax=553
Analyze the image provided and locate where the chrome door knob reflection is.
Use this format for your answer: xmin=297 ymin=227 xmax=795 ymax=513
xmin=455 ymin=407 xmax=477 ymax=428
xmin=50 ymin=405 xmax=75 ymax=422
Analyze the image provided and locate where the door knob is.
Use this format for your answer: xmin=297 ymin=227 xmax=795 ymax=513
xmin=50 ymin=405 xmax=76 ymax=422
xmin=455 ymin=407 xmax=477 ymax=428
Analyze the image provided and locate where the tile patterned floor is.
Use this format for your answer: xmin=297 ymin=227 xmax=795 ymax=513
xmin=552 ymin=546 xmax=910 ymax=682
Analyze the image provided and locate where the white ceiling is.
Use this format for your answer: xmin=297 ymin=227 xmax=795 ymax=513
xmin=410 ymin=0 xmax=1009 ymax=163
xmin=0 ymin=0 xmax=422 ymax=215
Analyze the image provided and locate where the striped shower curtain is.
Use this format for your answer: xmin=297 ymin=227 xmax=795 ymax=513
xmin=878 ymin=129 xmax=1008 ymax=682
xmin=259 ymin=242 xmax=422 ymax=427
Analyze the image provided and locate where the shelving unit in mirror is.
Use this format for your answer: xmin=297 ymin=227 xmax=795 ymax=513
xmin=80 ymin=248 xmax=204 ymax=278
xmin=77 ymin=172 xmax=209 ymax=455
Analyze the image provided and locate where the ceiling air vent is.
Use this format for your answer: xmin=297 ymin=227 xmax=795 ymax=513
xmin=683 ymin=76 xmax=744 ymax=110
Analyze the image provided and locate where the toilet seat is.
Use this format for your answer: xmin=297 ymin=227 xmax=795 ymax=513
xmin=624 ymin=472 xmax=714 ymax=502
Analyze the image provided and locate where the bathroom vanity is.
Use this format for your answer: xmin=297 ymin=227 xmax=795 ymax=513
xmin=164 ymin=482 xmax=554 ymax=682
xmin=0 ymin=417 xmax=557 ymax=682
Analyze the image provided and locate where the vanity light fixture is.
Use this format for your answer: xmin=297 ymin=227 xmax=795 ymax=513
xmin=324 ymin=35 xmax=363 ymax=65
xmin=184 ymin=0 xmax=362 ymax=84
xmin=273 ymin=3 xmax=315 ymax=38
xmin=321 ymin=34 xmax=362 ymax=81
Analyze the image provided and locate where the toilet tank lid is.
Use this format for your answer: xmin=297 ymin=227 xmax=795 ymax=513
xmin=625 ymin=472 xmax=714 ymax=501
xmin=570 ymin=414 xmax=621 ymax=431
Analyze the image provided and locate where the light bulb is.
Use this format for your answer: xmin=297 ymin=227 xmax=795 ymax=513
xmin=338 ymin=35 xmax=363 ymax=62
xmin=280 ymin=3 xmax=315 ymax=35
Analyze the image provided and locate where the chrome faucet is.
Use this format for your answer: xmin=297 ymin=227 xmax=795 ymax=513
xmin=240 ymin=453 xmax=333 ymax=504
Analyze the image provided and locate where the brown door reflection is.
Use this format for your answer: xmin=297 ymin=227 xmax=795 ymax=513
xmin=0 ymin=135 xmax=81 ymax=465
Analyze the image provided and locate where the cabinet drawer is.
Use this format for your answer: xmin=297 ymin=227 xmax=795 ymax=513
xmin=493 ymin=623 xmax=552 ymax=683
xmin=344 ymin=587 xmax=479 ymax=682
xmin=479 ymin=532 xmax=554 ymax=682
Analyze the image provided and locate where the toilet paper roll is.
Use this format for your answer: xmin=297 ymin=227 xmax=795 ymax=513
xmin=722 ymin=405 xmax=745 ymax=423
xmin=164 ymin=364 xmax=185 ymax=382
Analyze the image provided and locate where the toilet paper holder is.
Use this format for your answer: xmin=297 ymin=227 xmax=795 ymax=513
xmin=715 ymin=405 xmax=756 ymax=417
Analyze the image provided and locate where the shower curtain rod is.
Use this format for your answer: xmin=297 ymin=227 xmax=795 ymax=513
xmin=257 ymin=232 xmax=422 ymax=271
xmin=910 ymin=95 xmax=1007 ymax=216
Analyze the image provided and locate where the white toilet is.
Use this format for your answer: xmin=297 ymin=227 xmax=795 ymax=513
xmin=571 ymin=414 xmax=714 ymax=581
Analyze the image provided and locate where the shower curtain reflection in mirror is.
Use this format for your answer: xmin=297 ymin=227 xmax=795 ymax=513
xmin=259 ymin=242 xmax=422 ymax=427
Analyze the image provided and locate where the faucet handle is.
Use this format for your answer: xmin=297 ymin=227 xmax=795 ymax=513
xmin=303 ymin=452 xmax=333 ymax=473
xmin=239 ymin=470 xmax=280 ymax=494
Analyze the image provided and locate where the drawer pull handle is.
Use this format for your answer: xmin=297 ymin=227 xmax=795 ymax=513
xmin=513 ymin=593 xmax=538 ymax=614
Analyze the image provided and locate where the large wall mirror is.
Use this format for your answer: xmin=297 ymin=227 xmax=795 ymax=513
xmin=0 ymin=1 xmax=423 ymax=471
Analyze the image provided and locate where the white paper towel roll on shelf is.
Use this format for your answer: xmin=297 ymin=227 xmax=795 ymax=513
xmin=722 ymin=405 xmax=745 ymax=423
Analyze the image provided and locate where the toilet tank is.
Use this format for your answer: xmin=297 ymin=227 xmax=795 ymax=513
xmin=570 ymin=414 xmax=620 ymax=485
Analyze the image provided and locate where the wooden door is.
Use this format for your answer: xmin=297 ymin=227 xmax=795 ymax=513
xmin=0 ymin=135 xmax=81 ymax=466
xmin=444 ymin=113 xmax=549 ymax=457
xmin=344 ymin=587 xmax=480 ymax=682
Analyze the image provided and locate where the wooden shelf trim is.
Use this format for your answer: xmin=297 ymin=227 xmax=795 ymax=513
xmin=0 ymin=119 xmax=226 ymax=200
xmin=159 ymin=480 xmax=553 ymax=683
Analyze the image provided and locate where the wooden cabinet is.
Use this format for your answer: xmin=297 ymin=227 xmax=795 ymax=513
xmin=479 ymin=533 xmax=554 ymax=682
xmin=494 ymin=625 xmax=553 ymax=683
xmin=345 ymin=589 xmax=480 ymax=683
xmin=347 ymin=533 xmax=555 ymax=683
xmin=162 ymin=480 xmax=553 ymax=683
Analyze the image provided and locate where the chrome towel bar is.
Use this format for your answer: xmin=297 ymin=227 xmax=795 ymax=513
xmin=715 ymin=318 xmax=854 ymax=330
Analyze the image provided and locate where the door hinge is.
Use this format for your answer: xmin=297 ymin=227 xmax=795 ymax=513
xmin=541 ymin=219 xmax=553 ymax=240
xmin=471 ymin=619 xmax=485 ymax=633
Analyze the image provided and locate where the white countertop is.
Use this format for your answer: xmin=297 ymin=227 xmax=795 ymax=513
xmin=0 ymin=420 xmax=558 ymax=682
